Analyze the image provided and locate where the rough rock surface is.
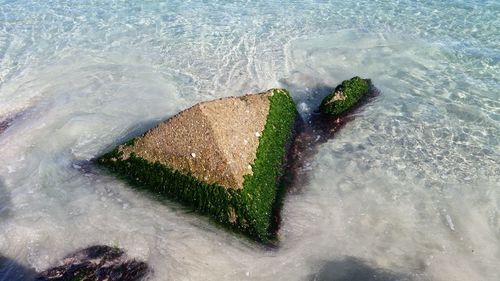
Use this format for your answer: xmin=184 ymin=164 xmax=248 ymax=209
xmin=118 ymin=92 xmax=272 ymax=189
xmin=36 ymin=245 xmax=148 ymax=281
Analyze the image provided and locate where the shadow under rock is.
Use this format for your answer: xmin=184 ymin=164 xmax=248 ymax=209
xmin=0 ymin=178 xmax=12 ymax=220
xmin=0 ymin=255 xmax=37 ymax=281
xmin=310 ymin=257 xmax=414 ymax=281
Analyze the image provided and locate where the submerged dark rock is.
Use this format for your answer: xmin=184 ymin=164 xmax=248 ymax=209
xmin=36 ymin=245 xmax=149 ymax=281
xmin=0 ymin=178 xmax=12 ymax=221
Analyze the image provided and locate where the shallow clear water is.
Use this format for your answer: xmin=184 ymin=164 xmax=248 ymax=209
xmin=0 ymin=1 xmax=499 ymax=280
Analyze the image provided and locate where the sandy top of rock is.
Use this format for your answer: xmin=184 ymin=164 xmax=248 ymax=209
xmin=118 ymin=90 xmax=273 ymax=189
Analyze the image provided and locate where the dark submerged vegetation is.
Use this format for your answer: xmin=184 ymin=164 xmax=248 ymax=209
xmin=36 ymin=245 xmax=149 ymax=281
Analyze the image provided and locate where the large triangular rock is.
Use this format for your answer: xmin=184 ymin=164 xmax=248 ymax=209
xmin=98 ymin=89 xmax=297 ymax=241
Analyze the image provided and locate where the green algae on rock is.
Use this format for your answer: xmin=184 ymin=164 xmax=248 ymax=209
xmin=319 ymin=77 xmax=371 ymax=117
xmin=97 ymin=89 xmax=297 ymax=242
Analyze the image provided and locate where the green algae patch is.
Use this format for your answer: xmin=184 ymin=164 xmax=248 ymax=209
xmin=319 ymin=76 xmax=371 ymax=117
xmin=97 ymin=89 xmax=297 ymax=242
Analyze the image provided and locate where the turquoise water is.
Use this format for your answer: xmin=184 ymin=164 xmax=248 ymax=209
xmin=0 ymin=1 xmax=498 ymax=280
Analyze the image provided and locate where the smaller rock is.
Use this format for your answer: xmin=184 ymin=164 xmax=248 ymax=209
xmin=36 ymin=245 xmax=149 ymax=281
xmin=319 ymin=76 xmax=371 ymax=117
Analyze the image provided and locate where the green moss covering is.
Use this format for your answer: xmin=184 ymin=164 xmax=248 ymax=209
xmin=97 ymin=89 xmax=297 ymax=242
xmin=71 ymin=273 xmax=85 ymax=281
xmin=319 ymin=76 xmax=371 ymax=117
